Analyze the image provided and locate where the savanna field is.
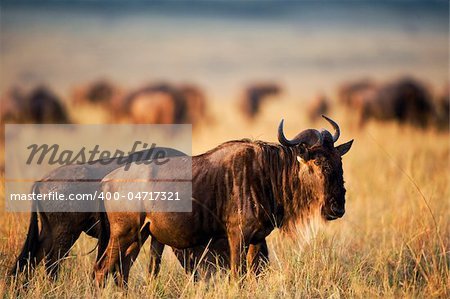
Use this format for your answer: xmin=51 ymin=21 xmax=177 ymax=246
xmin=0 ymin=100 xmax=448 ymax=298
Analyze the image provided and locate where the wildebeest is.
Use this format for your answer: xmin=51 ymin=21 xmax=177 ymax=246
xmin=1 ymin=85 xmax=69 ymax=125
xmin=1 ymin=87 xmax=26 ymax=124
xmin=71 ymin=80 xmax=121 ymax=107
xmin=95 ymin=116 xmax=353 ymax=285
xmin=9 ymin=147 xmax=186 ymax=281
xmin=307 ymin=94 xmax=330 ymax=122
xmin=338 ymin=77 xmax=435 ymax=128
xmin=239 ymin=83 xmax=282 ymax=119
xmin=179 ymin=84 xmax=210 ymax=126
xmin=10 ymin=146 xmax=259 ymax=285
xmin=119 ymin=82 xmax=208 ymax=127
xmin=28 ymin=87 xmax=70 ymax=124
xmin=129 ymin=90 xmax=177 ymax=124
xmin=338 ymin=78 xmax=377 ymax=108
xmin=434 ymin=84 xmax=449 ymax=130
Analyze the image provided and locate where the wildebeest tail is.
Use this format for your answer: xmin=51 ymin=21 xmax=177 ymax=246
xmin=9 ymin=183 xmax=40 ymax=276
xmin=95 ymin=212 xmax=110 ymax=264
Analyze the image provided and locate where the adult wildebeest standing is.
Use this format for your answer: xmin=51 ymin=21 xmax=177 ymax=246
xmin=9 ymin=147 xmax=186 ymax=282
xmin=179 ymin=84 xmax=210 ymax=126
xmin=434 ymin=84 xmax=449 ymax=130
xmin=1 ymin=86 xmax=69 ymax=124
xmin=95 ymin=116 xmax=353 ymax=285
xmin=122 ymin=82 xmax=208 ymax=128
xmin=71 ymin=80 xmax=121 ymax=107
xmin=338 ymin=77 xmax=434 ymax=128
xmin=119 ymin=83 xmax=186 ymax=124
xmin=27 ymin=86 xmax=70 ymax=124
xmin=307 ymin=94 xmax=330 ymax=122
xmin=10 ymin=146 xmax=259 ymax=285
xmin=239 ymin=83 xmax=282 ymax=119
xmin=1 ymin=87 xmax=27 ymax=124
xmin=338 ymin=79 xmax=377 ymax=108
xmin=361 ymin=78 xmax=434 ymax=128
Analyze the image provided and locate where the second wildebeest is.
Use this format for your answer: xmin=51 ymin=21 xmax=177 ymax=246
xmin=9 ymin=147 xmax=185 ymax=281
xmin=95 ymin=115 xmax=353 ymax=285
xmin=10 ymin=146 xmax=260 ymax=285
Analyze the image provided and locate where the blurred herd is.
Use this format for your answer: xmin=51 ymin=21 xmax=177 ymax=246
xmin=1 ymin=77 xmax=449 ymax=132
xmin=308 ymin=77 xmax=448 ymax=130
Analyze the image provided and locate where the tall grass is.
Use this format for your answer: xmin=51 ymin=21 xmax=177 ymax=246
xmin=1 ymin=101 xmax=449 ymax=298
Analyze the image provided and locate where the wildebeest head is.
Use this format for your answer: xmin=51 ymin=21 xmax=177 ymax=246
xmin=278 ymin=115 xmax=353 ymax=221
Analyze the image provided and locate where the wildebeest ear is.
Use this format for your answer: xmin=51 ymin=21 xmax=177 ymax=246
xmin=336 ymin=139 xmax=354 ymax=156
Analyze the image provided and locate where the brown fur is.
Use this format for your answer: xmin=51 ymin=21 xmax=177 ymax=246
xmin=9 ymin=147 xmax=185 ymax=282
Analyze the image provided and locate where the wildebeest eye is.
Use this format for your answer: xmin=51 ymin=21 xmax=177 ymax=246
xmin=314 ymin=160 xmax=320 ymax=166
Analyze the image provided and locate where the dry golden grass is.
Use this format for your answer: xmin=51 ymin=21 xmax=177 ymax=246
xmin=0 ymin=100 xmax=449 ymax=298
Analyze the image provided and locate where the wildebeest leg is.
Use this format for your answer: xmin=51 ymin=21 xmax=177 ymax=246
xmin=173 ymin=248 xmax=201 ymax=281
xmin=115 ymin=224 xmax=151 ymax=287
xmin=247 ymin=240 xmax=269 ymax=276
xmin=45 ymin=232 xmax=80 ymax=280
xmin=94 ymin=214 xmax=140 ymax=288
xmin=148 ymin=237 xmax=165 ymax=277
xmin=227 ymin=228 xmax=249 ymax=279
xmin=31 ymin=226 xmax=54 ymax=274
xmin=93 ymin=212 xmax=109 ymax=265
xmin=94 ymin=234 xmax=136 ymax=288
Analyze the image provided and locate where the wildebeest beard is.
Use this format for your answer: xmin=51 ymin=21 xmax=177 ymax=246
xmin=252 ymin=141 xmax=326 ymax=235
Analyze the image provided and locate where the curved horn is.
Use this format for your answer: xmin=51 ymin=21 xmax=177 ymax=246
xmin=321 ymin=115 xmax=340 ymax=142
xmin=278 ymin=119 xmax=298 ymax=146
xmin=278 ymin=119 xmax=323 ymax=147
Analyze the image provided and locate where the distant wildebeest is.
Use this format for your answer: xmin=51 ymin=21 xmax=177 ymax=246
xmin=307 ymin=94 xmax=330 ymax=122
xmin=179 ymin=84 xmax=210 ymax=126
xmin=434 ymin=84 xmax=449 ymax=130
xmin=338 ymin=78 xmax=377 ymax=108
xmin=1 ymin=86 xmax=69 ymax=125
xmin=28 ymin=87 xmax=70 ymax=124
xmin=95 ymin=115 xmax=353 ymax=285
xmin=71 ymin=80 xmax=121 ymax=107
xmin=1 ymin=87 xmax=26 ymax=124
xmin=239 ymin=83 xmax=282 ymax=119
xmin=338 ymin=77 xmax=435 ymax=128
xmin=129 ymin=89 xmax=178 ymax=124
xmin=120 ymin=82 xmax=208 ymax=127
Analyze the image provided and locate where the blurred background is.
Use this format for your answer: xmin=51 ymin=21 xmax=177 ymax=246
xmin=1 ymin=1 xmax=448 ymax=138
xmin=1 ymin=1 xmax=448 ymax=95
